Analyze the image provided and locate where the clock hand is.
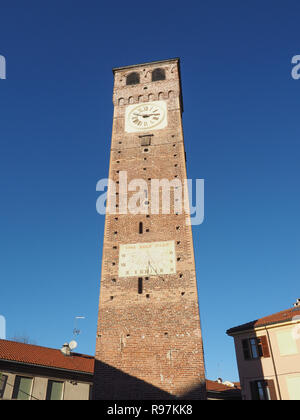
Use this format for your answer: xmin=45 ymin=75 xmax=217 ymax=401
xmin=133 ymin=113 xmax=160 ymax=118
xmin=146 ymin=252 xmax=161 ymax=275
xmin=141 ymin=114 xmax=160 ymax=119
xmin=149 ymin=260 xmax=158 ymax=274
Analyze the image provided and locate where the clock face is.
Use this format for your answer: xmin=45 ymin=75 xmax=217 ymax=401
xmin=118 ymin=241 xmax=176 ymax=278
xmin=125 ymin=100 xmax=167 ymax=133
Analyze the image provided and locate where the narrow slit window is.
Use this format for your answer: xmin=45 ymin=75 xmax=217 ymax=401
xmin=139 ymin=222 xmax=143 ymax=234
xmin=138 ymin=278 xmax=143 ymax=294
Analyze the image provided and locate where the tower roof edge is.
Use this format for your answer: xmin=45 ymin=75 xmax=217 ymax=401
xmin=112 ymin=57 xmax=181 ymax=73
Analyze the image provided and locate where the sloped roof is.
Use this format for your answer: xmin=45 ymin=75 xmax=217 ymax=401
xmin=0 ymin=339 xmax=94 ymax=374
xmin=227 ymin=306 xmax=300 ymax=335
xmin=206 ymin=380 xmax=240 ymax=392
xmin=205 ymin=380 xmax=241 ymax=400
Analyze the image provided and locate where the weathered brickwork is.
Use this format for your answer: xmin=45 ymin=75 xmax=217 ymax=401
xmin=94 ymin=59 xmax=206 ymax=400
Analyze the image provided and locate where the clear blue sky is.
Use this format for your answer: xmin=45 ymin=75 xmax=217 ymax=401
xmin=1 ymin=0 xmax=299 ymax=382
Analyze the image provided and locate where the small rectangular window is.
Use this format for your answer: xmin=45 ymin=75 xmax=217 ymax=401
xmin=140 ymin=135 xmax=152 ymax=147
xmin=0 ymin=374 xmax=8 ymax=399
xmin=250 ymin=338 xmax=259 ymax=358
xmin=12 ymin=376 xmax=33 ymax=400
xmin=46 ymin=380 xmax=64 ymax=400
xmin=250 ymin=380 xmax=273 ymax=400
xmin=242 ymin=337 xmax=265 ymax=360
xmin=258 ymin=381 xmax=270 ymax=400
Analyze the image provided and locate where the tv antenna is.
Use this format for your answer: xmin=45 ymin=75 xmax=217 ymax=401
xmin=73 ymin=316 xmax=86 ymax=337
xmin=60 ymin=316 xmax=85 ymax=356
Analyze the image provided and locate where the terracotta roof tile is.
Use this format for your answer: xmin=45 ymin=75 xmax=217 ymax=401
xmin=206 ymin=380 xmax=240 ymax=392
xmin=205 ymin=380 xmax=242 ymax=400
xmin=0 ymin=339 xmax=94 ymax=374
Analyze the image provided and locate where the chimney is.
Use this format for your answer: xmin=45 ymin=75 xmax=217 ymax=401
xmin=60 ymin=343 xmax=71 ymax=357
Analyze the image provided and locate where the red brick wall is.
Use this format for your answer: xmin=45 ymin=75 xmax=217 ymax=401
xmin=94 ymin=59 xmax=206 ymax=400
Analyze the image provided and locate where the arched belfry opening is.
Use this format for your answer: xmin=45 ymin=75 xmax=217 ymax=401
xmin=152 ymin=68 xmax=166 ymax=82
xmin=126 ymin=72 xmax=140 ymax=85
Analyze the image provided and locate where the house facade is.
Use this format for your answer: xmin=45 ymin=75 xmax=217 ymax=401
xmin=0 ymin=339 xmax=93 ymax=400
xmin=227 ymin=302 xmax=300 ymax=400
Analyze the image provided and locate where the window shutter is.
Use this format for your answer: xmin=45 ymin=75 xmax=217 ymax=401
xmin=267 ymin=380 xmax=277 ymax=401
xmin=260 ymin=335 xmax=270 ymax=358
xmin=250 ymin=381 xmax=259 ymax=400
xmin=242 ymin=339 xmax=251 ymax=360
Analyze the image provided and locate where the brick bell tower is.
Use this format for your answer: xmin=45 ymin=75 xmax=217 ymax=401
xmin=93 ymin=58 xmax=206 ymax=400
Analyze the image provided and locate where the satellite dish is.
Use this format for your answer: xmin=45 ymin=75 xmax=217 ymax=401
xmin=69 ymin=340 xmax=78 ymax=350
xmin=60 ymin=340 xmax=77 ymax=356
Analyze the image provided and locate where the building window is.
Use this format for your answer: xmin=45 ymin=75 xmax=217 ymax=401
xmin=242 ymin=336 xmax=270 ymax=360
xmin=126 ymin=72 xmax=140 ymax=85
xmin=250 ymin=380 xmax=277 ymax=400
xmin=46 ymin=380 xmax=64 ymax=400
xmin=139 ymin=222 xmax=143 ymax=234
xmin=0 ymin=374 xmax=8 ymax=399
xmin=152 ymin=68 xmax=166 ymax=82
xmin=12 ymin=376 xmax=33 ymax=400
xmin=140 ymin=135 xmax=152 ymax=147
xmin=249 ymin=338 xmax=262 ymax=358
xmin=138 ymin=278 xmax=143 ymax=294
